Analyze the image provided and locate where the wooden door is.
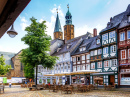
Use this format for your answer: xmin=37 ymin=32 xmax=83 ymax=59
xmin=109 ymin=75 xmax=115 ymax=85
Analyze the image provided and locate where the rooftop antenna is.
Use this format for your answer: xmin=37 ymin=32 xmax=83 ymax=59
xmin=56 ymin=8 xmax=58 ymax=13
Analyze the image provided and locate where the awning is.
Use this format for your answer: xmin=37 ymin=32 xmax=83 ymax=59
xmin=71 ymin=70 xmax=99 ymax=75
xmin=44 ymin=74 xmax=55 ymax=76
xmin=54 ymin=72 xmax=72 ymax=76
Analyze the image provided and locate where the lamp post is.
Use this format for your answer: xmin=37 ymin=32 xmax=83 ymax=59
xmin=7 ymin=24 xmax=18 ymax=38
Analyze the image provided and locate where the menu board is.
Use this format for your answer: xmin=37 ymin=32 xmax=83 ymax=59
xmin=120 ymin=77 xmax=130 ymax=85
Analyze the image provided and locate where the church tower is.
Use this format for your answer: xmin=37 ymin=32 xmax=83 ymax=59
xmin=64 ymin=5 xmax=74 ymax=41
xmin=54 ymin=10 xmax=63 ymax=40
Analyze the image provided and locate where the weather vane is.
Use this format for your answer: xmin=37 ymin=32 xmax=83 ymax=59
xmin=67 ymin=4 xmax=69 ymax=9
xmin=56 ymin=8 xmax=58 ymax=13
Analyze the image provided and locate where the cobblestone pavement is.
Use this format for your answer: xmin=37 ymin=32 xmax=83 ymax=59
xmin=0 ymin=86 xmax=130 ymax=97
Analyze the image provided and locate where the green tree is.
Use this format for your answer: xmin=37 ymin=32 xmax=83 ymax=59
xmin=20 ymin=17 xmax=58 ymax=85
xmin=0 ymin=55 xmax=11 ymax=75
xmin=23 ymin=63 xmax=34 ymax=79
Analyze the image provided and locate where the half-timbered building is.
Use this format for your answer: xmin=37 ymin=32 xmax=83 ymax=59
xmin=117 ymin=4 xmax=130 ymax=86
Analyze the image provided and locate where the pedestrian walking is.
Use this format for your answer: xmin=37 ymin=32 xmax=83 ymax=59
xmin=9 ymin=82 xmax=12 ymax=88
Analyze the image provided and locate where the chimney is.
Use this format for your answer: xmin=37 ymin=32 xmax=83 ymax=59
xmin=110 ymin=17 xmax=112 ymax=22
xmin=93 ymin=28 xmax=97 ymax=37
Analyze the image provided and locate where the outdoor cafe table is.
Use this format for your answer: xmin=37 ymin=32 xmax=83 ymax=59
xmin=64 ymin=85 xmax=73 ymax=94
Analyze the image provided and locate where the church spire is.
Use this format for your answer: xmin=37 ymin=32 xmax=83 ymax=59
xmin=65 ymin=4 xmax=72 ymax=25
xmin=54 ymin=9 xmax=62 ymax=33
xmin=54 ymin=8 xmax=63 ymax=40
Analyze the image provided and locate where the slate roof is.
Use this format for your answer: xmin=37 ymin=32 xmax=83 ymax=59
xmin=100 ymin=12 xmax=125 ymax=33
xmin=118 ymin=4 xmax=130 ymax=29
xmin=71 ymin=37 xmax=94 ymax=56
xmin=89 ymin=35 xmax=101 ymax=50
xmin=50 ymin=38 xmax=63 ymax=45
xmin=54 ymin=13 xmax=62 ymax=33
xmin=0 ymin=51 xmax=16 ymax=68
xmin=100 ymin=4 xmax=130 ymax=33
xmin=51 ymin=32 xmax=92 ymax=56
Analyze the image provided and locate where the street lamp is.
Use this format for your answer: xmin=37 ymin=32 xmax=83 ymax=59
xmin=7 ymin=24 xmax=18 ymax=38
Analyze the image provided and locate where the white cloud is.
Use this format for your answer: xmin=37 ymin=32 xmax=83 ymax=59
xmin=42 ymin=4 xmax=64 ymax=39
xmin=19 ymin=16 xmax=29 ymax=31
xmin=75 ymin=24 xmax=104 ymax=37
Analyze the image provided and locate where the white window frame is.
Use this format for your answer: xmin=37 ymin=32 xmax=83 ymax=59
xmin=86 ymin=54 xmax=90 ymax=63
xmin=82 ymin=55 xmax=85 ymax=60
xmin=77 ymin=65 xmax=80 ymax=71
xmin=80 ymin=47 xmax=82 ymax=52
xmin=73 ymin=66 xmax=76 ymax=72
xmin=128 ymin=49 xmax=130 ymax=58
xmin=102 ymin=33 xmax=108 ymax=41
xmin=112 ymin=59 xmax=117 ymax=66
xmin=104 ymin=60 xmax=109 ymax=67
xmin=83 ymin=47 xmax=86 ymax=51
xmin=111 ymin=45 xmax=116 ymax=53
xmin=121 ymin=50 xmax=126 ymax=59
xmin=127 ymin=30 xmax=130 ymax=39
xmin=98 ymin=49 xmax=102 ymax=55
xmin=91 ymin=63 xmax=95 ymax=69
xmin=94 ymin=50 xmax=97 ymax=56
xmin=73 ymin=57 xmax=76 ymax=62
xmin=97 ymin=39 xmax=100 ymax=44
xmin=82 ymin=65 xmax=85 ymax=70
xmin=90 ymin=51 xmax=94 ymax=56
xmin=86 ymin=64 xmax=90 ymax=70
xmin=103 ymin=47 xmax=108 ymax=54
xmin=120 ymin=32 xmax=125 ymax=41
xmin=109 ymin=31 xmax=115 ymax=38
xmin=98 ymin=62 xmax=102 ymax=68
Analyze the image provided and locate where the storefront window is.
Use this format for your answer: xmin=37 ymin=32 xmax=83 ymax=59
xmin=120 ymin=74 xmax=130 ymax=85
xmin=93 ymin=76 xmax=103 ymax=85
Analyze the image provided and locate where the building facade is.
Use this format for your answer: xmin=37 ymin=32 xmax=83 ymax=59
xmin=117 ymin=5 xmax=130 ymax=86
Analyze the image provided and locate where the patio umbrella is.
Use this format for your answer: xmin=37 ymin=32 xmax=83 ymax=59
xmin=94 ymin=77 xmax=103 ymax=89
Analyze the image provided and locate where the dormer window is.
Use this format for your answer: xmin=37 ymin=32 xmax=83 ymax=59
xmin=57 ymin=48 xmax=61 ymax=52
xmin=97 ymin=39 xmax=100 ymax=44
xmin=67 ymin=44 xmax=71 ymax=49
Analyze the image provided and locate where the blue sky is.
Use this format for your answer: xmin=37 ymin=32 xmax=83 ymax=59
xmin=0 ymin=0 xmax=130 ymax=53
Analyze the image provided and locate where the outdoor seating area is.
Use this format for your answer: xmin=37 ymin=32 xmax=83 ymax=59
xmin=0 ymin=85 xmax=4 ymax=94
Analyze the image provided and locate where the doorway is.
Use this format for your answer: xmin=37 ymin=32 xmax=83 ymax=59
xmin=109 ymin=75 xmax=115 ymax=85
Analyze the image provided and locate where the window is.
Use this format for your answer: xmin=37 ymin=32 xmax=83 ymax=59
xmin=90 ymin=51 xmax=94 ymax=56
xmin=98 ymin=62 xmax=102 ymax=68
xmin=111 ymin=45 xmax=116 ymax=53
xmin=73 ymin=57 xmax=76 ymax=62
xmin=127 ymin=30 xmax=130 ymax=39
xmin=129 ymin=49 xmax=130 ymax=58
xmin=98 ymin=49 xmax=102 ymax=55
xmin=120 ymin=32 xmax=125 ymax=41
xmin=77 ymin=56 xmax=80 ymax=61
xmin=80 ymin=48 xmax=82 ymax=51
xmin=77 ymin=65 xmax=80 ymax=71
xmin=73 ymin=66 xmax=76 ymax=71
xmin=82 ymin=65 xmax=85 ymax=70
xmin=104 ymin=61 xmax=109 ymax=67
xmin=86 ymin=64 xmax=90 ymax=70
xmin=86 ymin=54 xmax=90 ymax=63
xmin=83 ymin=47 xmax=86 ymax=51
xmin=97 ymin=39 xmax=100 ymax=44
xmin=82 ymin=55 xmax=85 ymax=60
xmin=103 ymin=47 xmax=108 ymax=54
xmin=94 ymin=50 xmax=97 ymax=56
xmin=121 ymin=50 xmax=126 ymax=59
xmin=112 ymin=59 xmax=117 ymax=66
xmin=91 ymin=63 xmax=95 ymax=69
xmin=102 ymin=33 xmax=108 ymax=40
xmin=109 ymin=31 xmax=115 ymax=38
